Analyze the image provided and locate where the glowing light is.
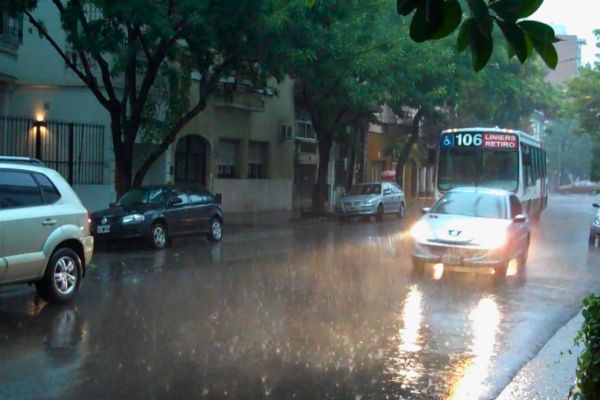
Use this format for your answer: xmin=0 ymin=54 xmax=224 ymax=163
xmin=385 ymin=285 xmax=425 ymax=389
xmin=446 ymin=296 xmax=501 ymax=400
xmin=399 ymin=285 xmax=423 ymax=353
xmin=35 ymin=112 xmax=45 ymax=122
xmin=506 ymin=259 xmax=518 ymax=276
xmin=410 ymin=221 xmax=432 ymax=242
xmin=433 ymin=263 xmax=444 ymax=280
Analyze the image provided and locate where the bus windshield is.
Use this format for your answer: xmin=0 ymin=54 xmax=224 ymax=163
xmin=438 ymin=148 xmax=518 ymax=192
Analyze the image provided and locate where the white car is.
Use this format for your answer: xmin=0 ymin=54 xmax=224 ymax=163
xmin=335 ymin=182 xmax=406 ymax=221
xmin=0 ymin=162 xmax=94 ymax=302
xmin=411 ymin=187 xmax=530 ymax=279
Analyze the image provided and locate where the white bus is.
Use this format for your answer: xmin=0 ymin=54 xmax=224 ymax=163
xmin=434 ymin=127 xmax=548 ymax=219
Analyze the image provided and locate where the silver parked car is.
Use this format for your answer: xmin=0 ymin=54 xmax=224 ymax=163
xmin=336 ymin=182 xmax=406 ymax=221
xmin=590 ymin=202 xmax=600 ymax=247
xmin=411 ymin=187 xmax=530 ymax=278
xmin=0 ymin=162 xmax=94 ymax=302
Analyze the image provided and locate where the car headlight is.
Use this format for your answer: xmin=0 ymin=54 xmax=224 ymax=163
xmin=122 ymin=214 xmax=145 ymax=224
xmin=475 ymin=229 xmax=508 ymax=249
xmin=594 ymin=216 xmax=600 ymax=226
xmin=410 ymin=221 xmax=432 ymax=242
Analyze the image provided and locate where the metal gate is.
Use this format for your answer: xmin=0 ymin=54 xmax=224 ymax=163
xmin=0 ymin=116 xmax=105 ymax=184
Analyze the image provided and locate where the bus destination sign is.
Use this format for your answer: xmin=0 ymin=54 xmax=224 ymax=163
xmin=440 ymin=132 xmax=518 ymax=150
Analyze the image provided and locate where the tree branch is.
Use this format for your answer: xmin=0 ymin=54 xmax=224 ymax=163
xmin=23 ymin=10 xmax=111 ymax=109
xmin=128 ymin=17 xmax=190 ymax=143
xmin=132 ymin=56 xmax=237 ymax=186
xmin=66 ymin=0 xmax=118 ymax=103
xmin=135 ymin=25 xmax=152 ymax=62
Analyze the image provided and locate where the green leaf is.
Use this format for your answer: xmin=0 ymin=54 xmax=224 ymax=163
xmin=497 ymin=20 xmax=527 ymax=62
xmin=489 ymin=0 xmax=544 ymax=21
xmin=408 ymin=0 xmax=445 ymax=41
xmin=519 ymin=20 xmax=557 ymax=43
xmin=531 ymin=38 xmax=558 ymax=69
xmin=409 ymin=5 xmax=433 ymax=42
xmin=397 ymin=0 xmax=419 ymax=16
xmin=457 ymin=18 xmax=473 ymax=52
xmin=467 ymin=0 xmax=492 ymax=35
xmin=518 ymin=0 xmax=544 ymax=19
xmin=432 ymin=0 xmax=462 ymax=39
xmin=469 ymin=22 xmax=493 ymax=71
xmin=307 ymin=0 xmax=316 ymax=7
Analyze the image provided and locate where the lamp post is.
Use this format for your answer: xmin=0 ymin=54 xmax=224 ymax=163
xmin=33 ymin=119 xmax=47 ymax=161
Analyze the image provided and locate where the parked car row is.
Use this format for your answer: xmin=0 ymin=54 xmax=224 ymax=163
xmin=0 ymin=157 xmax=224 ymax=303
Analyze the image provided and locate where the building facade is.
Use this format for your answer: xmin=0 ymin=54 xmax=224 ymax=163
xmin=1 ymin=5 xmax=301 ymax=214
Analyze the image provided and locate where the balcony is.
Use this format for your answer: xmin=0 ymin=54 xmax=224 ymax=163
xmin=213 ymin=82 xmax=265 ymax=112
xmin=0 ymin=14 xmax=22 ymax=81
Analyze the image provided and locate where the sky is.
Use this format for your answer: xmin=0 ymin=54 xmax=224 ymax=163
xmin=532 ymin=0 xmax=598 ymax=65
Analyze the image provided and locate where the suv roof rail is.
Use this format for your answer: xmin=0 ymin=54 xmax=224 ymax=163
xmin=0 ymin=156 xmax=46 ymax=166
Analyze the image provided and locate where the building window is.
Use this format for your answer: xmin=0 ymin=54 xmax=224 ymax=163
xmin=217 ymin=139 xmax=239 ymax=179
xmin=248 ymin=141 xmax=268 ymax=179
xmin=295 ymin=120 xmax=316 ymax=140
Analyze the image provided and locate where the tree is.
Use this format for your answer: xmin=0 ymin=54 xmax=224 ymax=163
xmin=383 ymin=36 xmax=457 ymax=188
xmin=381 ymin=26 xmax=556 ymax=188
xmin=566 ymin=65 xmax=600 ymax=181
xmin=451 ymin=40 xmax=560 ymax=129
xmin=287 ymin=0 xmax=394 ymax=212
xmin=4 ymin=0 xmax=287 ymax=196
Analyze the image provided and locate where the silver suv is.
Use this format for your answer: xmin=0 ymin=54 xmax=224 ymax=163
xmin=0 ymin=162 xmax=94 ymax=302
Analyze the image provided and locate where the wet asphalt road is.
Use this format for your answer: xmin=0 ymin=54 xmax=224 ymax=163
xmin=1 ymin=194 xmax=599 ymax=400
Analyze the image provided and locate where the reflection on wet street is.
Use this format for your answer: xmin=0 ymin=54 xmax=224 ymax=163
xmin=1 ymin=195 xmax=599 ymax=399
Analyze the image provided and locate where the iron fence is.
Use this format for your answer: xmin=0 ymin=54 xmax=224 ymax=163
xmin=0 ymin=116 xmax=105 ymax=185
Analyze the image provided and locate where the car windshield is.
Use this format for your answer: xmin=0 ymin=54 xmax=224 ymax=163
xmin=348 ymin=184 xmax=381 ymax=195
xmin=438 ymin=147 xmax=518 ymax=192
xmin=431 ymin=191 xmax=507 ymax=219
xmin=117 ymin=188 xmax=166 ymax=206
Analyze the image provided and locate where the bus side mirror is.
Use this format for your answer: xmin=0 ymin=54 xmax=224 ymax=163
xmin=593 ymin=203 xmax=600 ymax=208
xmin=427 ymin=148 xmax=436 ymax=165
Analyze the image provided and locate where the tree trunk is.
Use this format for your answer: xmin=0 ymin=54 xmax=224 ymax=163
xmin=114 ymin=143 xmax=134 ymax=198
xmin=313 ymin=133 xmax=333 ymax=213
xmin=395 ymin=109 xmax=424 ymax=189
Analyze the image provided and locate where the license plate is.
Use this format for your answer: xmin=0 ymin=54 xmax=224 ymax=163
xmin=97 ymin=225 xmax=110 ymax=234
xmin=442 ymin=253 xmax=460 ymax=264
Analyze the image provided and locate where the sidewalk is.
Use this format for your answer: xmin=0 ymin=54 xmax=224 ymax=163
xmin=224 ymin=198 xmax=434 ymax=232
xmin=496 ymin=311 xmax=583 ymax=400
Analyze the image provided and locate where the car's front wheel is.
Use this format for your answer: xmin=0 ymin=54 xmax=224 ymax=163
xmin=150 ymin=223 xmax=169 ymax=249
xmin=375 ymin=204 xmax=384 ymax=222
xmin=207 ymin=218 xmax=223 ymax=242
xmin=36 ymin=247 xmax=82 ymax=303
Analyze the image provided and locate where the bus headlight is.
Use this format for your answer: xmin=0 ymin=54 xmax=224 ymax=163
xmin=411 ymin=221 xmax=432 ymax=242
xmin=594 ymin=216 xmax=600 ymax=227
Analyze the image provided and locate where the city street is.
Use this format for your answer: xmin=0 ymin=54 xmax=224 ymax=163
xmin=0 ymin=194 xmax=599 ymax=400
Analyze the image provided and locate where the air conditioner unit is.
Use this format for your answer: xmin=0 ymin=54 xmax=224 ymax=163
xmin=280 ymin=124 xmax=294 ymax=141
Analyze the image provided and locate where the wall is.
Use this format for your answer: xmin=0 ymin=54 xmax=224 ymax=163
xmin=546 ymin=35 xmax=583 ymax=85
xmin=213 ymin=179 xmax=293 ymax=212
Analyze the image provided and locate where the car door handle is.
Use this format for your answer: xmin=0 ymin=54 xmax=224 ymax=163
xmin=42 ymin=218 xmax=57 ymax=226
